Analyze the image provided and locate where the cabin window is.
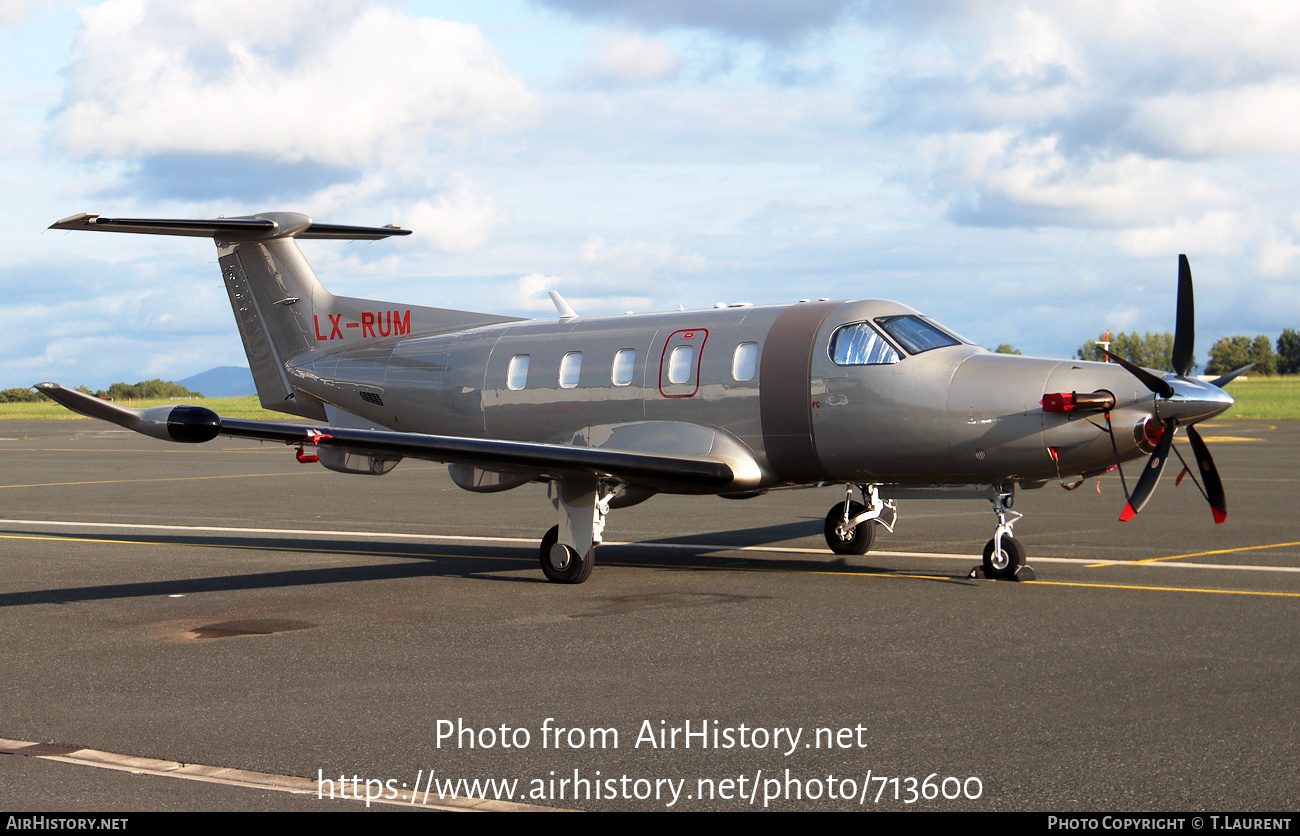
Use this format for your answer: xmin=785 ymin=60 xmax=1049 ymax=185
xmin=559 ymin=351 xmax=582 ymax=388
xmin=507 ymin=354 xmax=530 ymax=390
xmin=612 ymin=348 xmax=636 ymax=386
xmin=732 ymin=342 xmax=758 ymax=381
xmin=667 ymin=345 xmax=694 ymax=384
xmin=829 ymin=323 xmax=901 ymax=365
xmin=874 ymin=315 xmax=961 ymax=354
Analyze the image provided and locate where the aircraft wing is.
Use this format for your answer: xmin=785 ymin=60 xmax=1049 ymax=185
xmin=34 ymin=383 xmax=734 ymax=489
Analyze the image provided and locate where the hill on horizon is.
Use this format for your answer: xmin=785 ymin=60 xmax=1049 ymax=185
xmin=177 ymin=366 xmax=256 ymax=398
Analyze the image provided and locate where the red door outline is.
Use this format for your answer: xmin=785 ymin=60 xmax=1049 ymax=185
xmin=658 ymin=329 xmax=708 ymax=398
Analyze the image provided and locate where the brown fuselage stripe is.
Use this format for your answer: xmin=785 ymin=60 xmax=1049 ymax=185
xmin=759 ymin=301 xmax=840 ymax=482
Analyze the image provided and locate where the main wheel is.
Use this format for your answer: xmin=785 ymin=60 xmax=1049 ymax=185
xmin=539 ymin=525 xmax=595 ymax=584
xmin=824 ymin=502 xmax=875 ymax=555
xmin=982 ymin=535 xmax=1026 ymax=580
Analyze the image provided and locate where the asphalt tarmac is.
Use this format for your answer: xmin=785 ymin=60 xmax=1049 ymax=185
xmin=1 ymin=418 xmax=1296 ymax=812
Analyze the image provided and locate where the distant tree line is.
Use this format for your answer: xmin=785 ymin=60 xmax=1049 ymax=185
xmin=1077 ymin=329 xmax=1300 ymax=376
xmin=0 ymin=379 xmax=203 ymax=403
xmin=1077 ymin=331 xmax=1188 ymax=372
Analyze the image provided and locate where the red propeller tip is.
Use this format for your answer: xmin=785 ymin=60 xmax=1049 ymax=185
xmin=1119 ymin=503 xmax=1137 ymax=522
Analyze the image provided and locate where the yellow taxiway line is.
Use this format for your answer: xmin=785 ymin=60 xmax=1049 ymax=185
xmin=1086 ymin=540 xmax=1300 ymax=568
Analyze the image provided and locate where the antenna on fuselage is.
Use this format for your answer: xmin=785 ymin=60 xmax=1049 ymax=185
xmin=548 ymin=291 xmax=578 ymax=321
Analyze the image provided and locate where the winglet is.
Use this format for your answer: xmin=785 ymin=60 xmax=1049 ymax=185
xmin=34 ymin=382 xmax=219 ymax=443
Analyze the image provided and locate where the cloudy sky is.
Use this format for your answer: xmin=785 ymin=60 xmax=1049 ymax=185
xmin=4 ymin=0 xmax=1299 ymax=388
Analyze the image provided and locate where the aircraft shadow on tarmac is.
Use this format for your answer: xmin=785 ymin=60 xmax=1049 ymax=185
xmin=630 ymin=518 xmax=822 ymax=548
xmin=0 ymin=525 xmax=972 ymax=607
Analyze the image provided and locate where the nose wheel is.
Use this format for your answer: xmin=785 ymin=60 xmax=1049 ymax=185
xmin=982 ymin=535 xmax=1025 ymax=580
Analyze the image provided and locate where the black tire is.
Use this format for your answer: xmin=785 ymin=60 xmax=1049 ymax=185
xmin=982 ymin=535 xmax=1026 ymax=580
xmin=824 ymin=502 xmax=875 ymax=555
xmin=539 ymin=525 xmax=595 ymax=584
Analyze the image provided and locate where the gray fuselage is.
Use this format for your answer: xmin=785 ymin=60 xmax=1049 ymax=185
xmin=284 ymin=297 xmax=1161 ymax=493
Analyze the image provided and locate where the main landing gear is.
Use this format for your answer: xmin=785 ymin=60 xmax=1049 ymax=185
xmin=540 ymin=525 xmax=594 ymax=584
xmin=823 ymin=484 xmax=897 ymax=555
xmin=538 ymin=478 xmax=615 ymax=584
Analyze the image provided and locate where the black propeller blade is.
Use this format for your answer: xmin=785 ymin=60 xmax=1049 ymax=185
xmin=1172 ymin=254 xmax=1195 ymax=377
xmin=1185 ymin=425 xmax=1227 ymax=524
xmin=1209 ymin=362 xmax=1255 ymax=388
xmin=1120 ymin=418 xmax=1176 ymax=521
xmin=1101 ymin=348 xmax=1175 ymax=398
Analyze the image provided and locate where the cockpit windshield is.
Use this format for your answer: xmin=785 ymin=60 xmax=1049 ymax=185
xmin=874 ymin=315 xmax=962 ymax=355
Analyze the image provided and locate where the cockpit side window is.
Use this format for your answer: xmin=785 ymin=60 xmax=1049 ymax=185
xmin=874 ymin=315 xmax=961 ymax=355
xmin=829 ymin=322 xmax=901 ymax=365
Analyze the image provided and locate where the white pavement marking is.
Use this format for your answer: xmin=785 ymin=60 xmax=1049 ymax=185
xmin=1 ymin=518 xmax=1298 ymax=573
xmin=0 ymin=736 xmax=563 ymax=812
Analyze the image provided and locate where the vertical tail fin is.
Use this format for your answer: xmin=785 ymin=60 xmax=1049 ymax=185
xmin=217 ymin=223 xmax=334 ymax=416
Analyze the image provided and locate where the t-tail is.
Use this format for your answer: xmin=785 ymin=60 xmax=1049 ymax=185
xmin=49 ymin=212 xmax=519 ymax=419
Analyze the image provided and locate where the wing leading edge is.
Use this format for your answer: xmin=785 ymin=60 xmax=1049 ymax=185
xmin=34 ymin=383 xmax=734 ymax=489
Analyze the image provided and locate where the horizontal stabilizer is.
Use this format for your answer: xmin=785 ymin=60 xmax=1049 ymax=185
xmin=49 ymin=212 xmax=411 ymax=241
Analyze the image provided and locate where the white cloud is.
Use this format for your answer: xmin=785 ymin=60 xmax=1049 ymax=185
xmin=978 ymin=9 xmax=1080 ymax=94
xmin=573 ymin=31 xmax=682 ymax=86
xmin=922 ymin=130 xmax=1233 ymax=228
xmin=1256 ymin=236 xmax=1300 ymax=278
xmin=56 ymin=0 xmax=535 ymax=167
xmin=1129 ymin=82 xmax=1300 ymax=159
xmin=512 ymin=273 xmax=564 ymax=311
xmin=579 ymin=234 xmax=704 ymax=275
xmin=399 ymin=173 xmax=507 ymax=253
xmin=0 ymin=0 xmax=59 ymax=26
xmin=1113 ymin=212 xmax=1250 ymax=259
xmin=510 ymin=273 xmax=649 ymax=316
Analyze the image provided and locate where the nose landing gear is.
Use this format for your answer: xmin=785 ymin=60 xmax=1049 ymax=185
xmin=980 ymin=485 xmax=1033 ymax=581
